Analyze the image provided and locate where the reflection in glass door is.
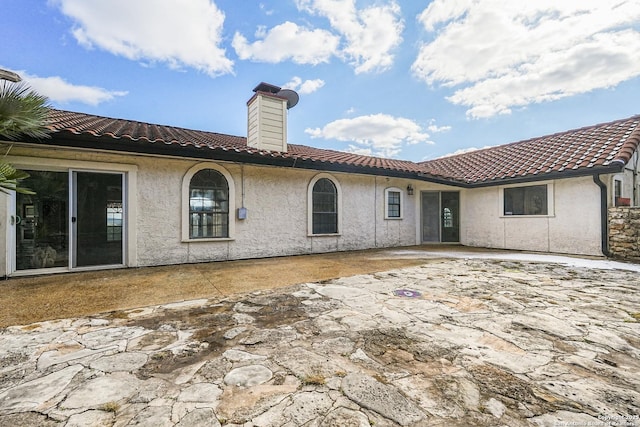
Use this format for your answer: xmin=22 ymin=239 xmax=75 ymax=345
xmin=441 ymin=192 xmax=460 ymax=243
xmin=14 ymin=170 xmax=125 ymax=272
xmin=74 ymin=172 xmax=124 ymax=267
xmin=15 ymin=171 xmax=69 ymax=270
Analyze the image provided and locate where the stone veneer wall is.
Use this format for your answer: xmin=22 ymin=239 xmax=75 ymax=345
xmin=608 ymin=207 xmax=640 ymax=260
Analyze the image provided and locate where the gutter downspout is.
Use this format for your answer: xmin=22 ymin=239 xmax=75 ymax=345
xmin=592 ymin=174 xmax=611 ymax=257
xmin=634 ymin=153 xmax=639 ymax=206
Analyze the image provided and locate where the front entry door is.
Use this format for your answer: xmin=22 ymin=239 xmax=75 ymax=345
xmin=421 ymin=191 xmax=460 ymax=243
xmin=14 ymin=170 xmax=124 ymax=272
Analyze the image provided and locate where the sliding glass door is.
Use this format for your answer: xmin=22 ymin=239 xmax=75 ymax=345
xmin=73 ymin=172 xmax=124 ymax=267
xmin=14 ymin=169 xmax=125 ymax=272
xmin=15 ymin=171 xmax=69 ymax=270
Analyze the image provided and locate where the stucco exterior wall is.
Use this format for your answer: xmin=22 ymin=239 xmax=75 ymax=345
xmin=460 ymin=176 xmax=603 ymax=256
xmin=1 ymin=146 xmax=423 ymax=273
xmin=0 ymin=143 xmax=613 ymax=275
xmin=548 ymin=177 xmax=601 ymax=255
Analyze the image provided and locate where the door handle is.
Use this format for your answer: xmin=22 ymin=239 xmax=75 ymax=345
xmin=71 ymin=217 xmax=77 ymax=223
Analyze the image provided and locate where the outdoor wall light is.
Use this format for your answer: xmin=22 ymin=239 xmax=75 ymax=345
xmin=407 ymin=184 xmax=414 ymax=195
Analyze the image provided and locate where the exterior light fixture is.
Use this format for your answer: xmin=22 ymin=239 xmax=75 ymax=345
xmin=407 ymin=184 xmax=414 ymax=195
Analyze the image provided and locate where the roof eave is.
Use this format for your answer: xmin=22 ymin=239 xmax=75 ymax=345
xmin=15 ymin=133 xmax=469 ymax=185
xmin=464 ymin=162 xmax=626 ymax=188
xmin=13 ymin=131 xmax=630 ymax=188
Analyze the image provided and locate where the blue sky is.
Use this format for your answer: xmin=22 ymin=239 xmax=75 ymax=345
xmin=2 ymin=0 xmax=640 ymax=160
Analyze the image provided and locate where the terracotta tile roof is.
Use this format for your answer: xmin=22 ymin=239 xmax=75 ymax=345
xmin=46 ymin=109 xmax=248 ymax=150
xmin=420 ymin=115 xmax=640 ymax=185
xmin=286 ymin=144 xmax=423 ymax=173
xmin=41 ymin=109 xmax=639 ymax=186
xmin=44 ymin=109 xmax=425 ymax=175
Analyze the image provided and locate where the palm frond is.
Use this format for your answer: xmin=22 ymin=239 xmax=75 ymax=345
xmin=0 ymin=162 xmax=34 ymax=194
xmin=0 ymin=81 xmax=52 ymax=141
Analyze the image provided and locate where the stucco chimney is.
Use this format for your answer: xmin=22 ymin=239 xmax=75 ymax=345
xmin=247 ymin=82 xmax=298 ymax=153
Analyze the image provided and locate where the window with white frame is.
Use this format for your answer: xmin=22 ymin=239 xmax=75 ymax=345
xmin=189 ymin=169 xmax=229 ymax=238
xmin=614 ymin=179 xmax=622 ymax=199
xmin=312 ymin=178 xmax=338 ymax=234
xmin=384 ymin=187 xmax=402 ymax=219
xmin=503 ymin=184 xmax=548 ymax=216
xmin=182 ymin=163 xmax=235 ymax=241
xmin=308 ymin=174 xmax=341 ymax=235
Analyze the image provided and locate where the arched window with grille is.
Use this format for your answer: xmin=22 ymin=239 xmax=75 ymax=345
xmin=182 ymin=164 xmax=235 ymax=241
xmin=310 ymin=176 xmax=340 ymax=235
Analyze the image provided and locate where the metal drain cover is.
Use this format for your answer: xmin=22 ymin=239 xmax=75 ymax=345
xmin=393 ymin=289 xmax=422 ymax=298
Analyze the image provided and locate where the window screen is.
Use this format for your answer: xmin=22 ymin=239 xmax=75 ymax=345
xmin=504 ymin=185 xmax=548 ymax=215
xmin=189 ymin=169 xmax=229 ymax=238
xmin=387 ymin=190 xmax=401 ymax=218
xmin=312 ymin=178 xmax=338 ymax=234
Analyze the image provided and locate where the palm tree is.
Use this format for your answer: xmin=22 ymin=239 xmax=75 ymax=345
xmin=0 ymin=76 xmax=52 ymax=194
xmin=0 ymin=80 xmax=51 ymax=141
xmin=0 ymin=162 xmax=34 ymax=195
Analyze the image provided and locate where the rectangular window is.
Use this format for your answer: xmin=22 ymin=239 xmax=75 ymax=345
xmin=387 ymin=191 xmax=401 ymax=218
xmin=313 ymin=213 xmax=338 ymax=234
xmin=614 ymin=180 xmax=622 ymax=198
xmin=189 ymin=187 xmax=228 ymax=238
xmin=504 ymin=184 xmax=548 ymax=215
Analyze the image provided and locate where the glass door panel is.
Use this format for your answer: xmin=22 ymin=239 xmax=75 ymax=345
xmin=74 ymin=172 xmax=123 ymax=267
xmin=421 ymin=192 xmax=440 ymax=242
xmin=441 ymin=191 xmax=460 ymax=243
xmin=15 ymin=171 xmax=69 ymax=270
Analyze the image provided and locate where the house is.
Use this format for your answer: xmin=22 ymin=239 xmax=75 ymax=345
xmin=1 ymin=83 xmax=639 ymax=276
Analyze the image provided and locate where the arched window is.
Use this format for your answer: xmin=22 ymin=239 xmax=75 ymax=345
xmin=189 ymin=169 xmax=229 ymax=238
xmin=312 ymin=178 xmax=338 ymax=234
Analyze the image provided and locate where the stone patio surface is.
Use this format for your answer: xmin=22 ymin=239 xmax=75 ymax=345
xmin=1 ymin=249 xmax=639 ymax=426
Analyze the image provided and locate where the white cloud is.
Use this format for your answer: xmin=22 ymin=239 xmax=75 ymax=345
xmin=297 ymin=0 xmax=404 ymax=73
xmin=345 ymin=144 xmax=373 ymax=156
xmin=282 ymin=76 xmax=325 ymax=94
xmin=427 ymin=120 xmax=451 ymax=133
xmin=16 ymin=70 xmax=127 ymax=106
xmin=412 ymin=0 xmax=640 ymax=118
xmin=54 ymin=0 xmax=233 ymax=76
xmin=232 ymin=21 xmax=339 ymax=65
xmin=305 ymin=114 xmax=433 ymax=158
xmin=259 ymin=3 xmax=274 ymax=16
xmin=436 ymin=145 xmax=495 ymax=159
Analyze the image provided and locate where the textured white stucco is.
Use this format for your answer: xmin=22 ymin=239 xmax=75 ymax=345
xmin=0 ymin=147 xmax=424 ymax=272
xmin=0 ymin=145 xmax=616 ymax=275
xmin=460 ymin=177 xmax=603 ymax=256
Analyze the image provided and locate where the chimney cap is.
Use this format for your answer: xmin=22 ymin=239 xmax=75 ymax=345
xmin=253 ymin=82 xmax=281 ymax=94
